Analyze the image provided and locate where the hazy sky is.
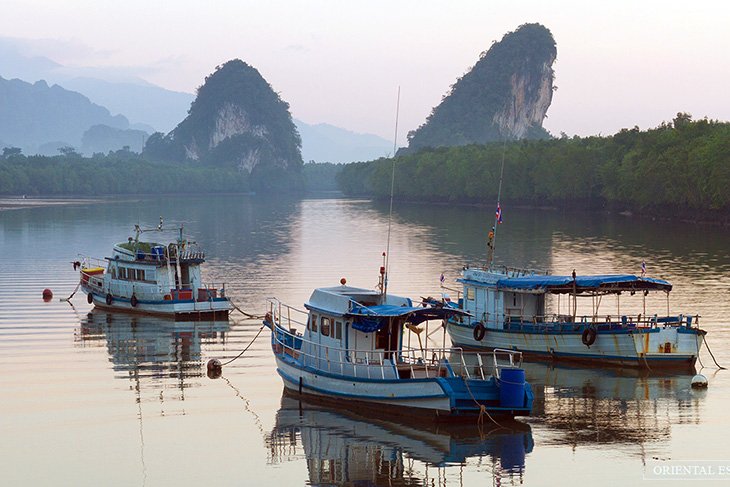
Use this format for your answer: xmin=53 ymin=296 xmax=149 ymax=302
xmin=3 ymin=0 xmax=730 ymax=143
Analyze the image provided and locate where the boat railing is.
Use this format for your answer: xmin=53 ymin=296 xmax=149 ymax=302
xmin=266 ymin=301 xmax=499 ymax=381
xmin=491 ymin=313 xmax=700 ymax=330
xmin=78 ymin=255 xmax=107 ymax=270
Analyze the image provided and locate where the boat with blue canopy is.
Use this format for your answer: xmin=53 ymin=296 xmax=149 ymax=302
xmin=263 ymin=271 xmax=534 ymax=421
xmin=444 ymin=265 xmax=706 ymax=369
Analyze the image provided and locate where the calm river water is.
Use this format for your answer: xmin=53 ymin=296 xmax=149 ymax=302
xmin=2 ymin=194 xmax=730 ymax=486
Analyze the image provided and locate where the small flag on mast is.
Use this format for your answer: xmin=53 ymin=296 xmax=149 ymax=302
xmin=641 ymin=261 xmax=646 ymax=276
xmin=496 ymin=203 xmax=503 ymax=224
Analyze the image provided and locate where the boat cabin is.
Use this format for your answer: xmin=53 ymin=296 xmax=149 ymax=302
xmin=459 ymin=267 xmax=681 ymax=329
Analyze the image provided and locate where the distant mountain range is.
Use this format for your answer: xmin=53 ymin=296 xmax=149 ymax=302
xmin=0 ymin=40 xmax=390 ymax=162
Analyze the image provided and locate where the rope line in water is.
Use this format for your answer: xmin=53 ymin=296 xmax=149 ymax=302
xmin=229 ymin=299 xmax=265 ymax=319
xmin=703 ymin=337 xmax=726 ymax=370
xmin=61 ymin=282 xmax=81 ymax=302
xmin=220 ymin=324 xmax=266 ymax=366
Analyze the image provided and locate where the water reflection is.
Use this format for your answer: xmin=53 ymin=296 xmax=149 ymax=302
xmin=75 ymin=310 xmax=230 ymax=405
xmin=266 ymin=395 xmax=533 ymax=486
xmin=525 ymin=362 xmax=703 ymax=453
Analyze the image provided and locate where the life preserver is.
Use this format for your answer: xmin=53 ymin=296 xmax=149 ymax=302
xmin=87 ymin=293 xmax=94 ymax=304
xmin=581 ymin=327 xmax=597 ymax=346
xmin=473 ymin=322 xmax=486 ymax=341
xmin=130 ymin=294 xmax=138 ymax=307
xmin=106 ymin=293 xmax=113 ymax=305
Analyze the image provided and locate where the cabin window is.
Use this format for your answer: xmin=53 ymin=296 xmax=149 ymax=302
xmin=321 ymin=317 xmax=331 ymax=337
xmin=136 ymin=269 xmax=146 ymax=281
xmin=119 ymin=267 xmax=127 ymax=279
xmin=334 ymin=321 xmax=342 ymax=340
xmin=110 ymin=267 xmax=116 ymax=279
xmin=309 ymin=314 xmax=318 ymax=332
xmin=467 ymin=287 xmax=475 ymax=301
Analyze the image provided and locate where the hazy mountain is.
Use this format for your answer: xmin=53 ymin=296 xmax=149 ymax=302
xmin=406 ymin=23 xmax=556 ymax=152
xmin=144 ymin=59 xmax=303 ymax=189
xmin=295 ymin=120 xmax=392 ymax=163
xmin=81 ymin=124 xmax=149 ymax=154
xmin=0 ymin=76 xmax=130 ymax=154
xmin=60 ymin=77 xmax=194 ymax=133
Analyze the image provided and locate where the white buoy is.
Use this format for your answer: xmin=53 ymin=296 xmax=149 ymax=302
xmin=691 ymin=374 xmax=708 ymax=389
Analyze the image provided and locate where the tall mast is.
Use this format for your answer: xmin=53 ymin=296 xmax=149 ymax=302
xmin=486 ymin=139 xmax=507 ymax=269
xmin=383 ymin=86 xmax=400 ymax=297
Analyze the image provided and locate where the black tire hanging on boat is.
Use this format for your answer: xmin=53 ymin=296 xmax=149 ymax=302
xmin=130 ymin=294 xmax=138 ymax=307
xmin=473 ymin=322 xmax=486 ymax=341
xmin=87 ymin=293 xmax=94 ymax=304
xmin=105 ymin=293 xmax=113 ymax=306
xmin=582 ymin=327 xmax=597 ymax=347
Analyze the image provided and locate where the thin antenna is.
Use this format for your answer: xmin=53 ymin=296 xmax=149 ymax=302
xmin=486 ymin=137 xmax=508 ymax=268
xmin=384 ymin=86 xmax=401 ymax=296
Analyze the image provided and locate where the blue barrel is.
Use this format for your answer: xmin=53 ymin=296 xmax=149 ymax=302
xmin=499 ymin=368 xmax=526 ymax=408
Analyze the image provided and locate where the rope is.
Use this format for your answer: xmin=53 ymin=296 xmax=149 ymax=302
xmin=695 ymin=333 xmax=705 ymax=369
xmin=220 ymin=324 xmax=266 ymax=366
xmin=703 ymin=336 xmax=726 ymax=370
xmin=229 ymin=299 xmax=265 ymax=319
xmin=462 ymin=376 xmax=502 ymax=427
xmin=60 ymin=281 xmax=81 ymax=302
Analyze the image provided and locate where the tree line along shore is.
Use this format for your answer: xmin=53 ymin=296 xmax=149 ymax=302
xmin=2 ymin=114 xmax=729 ymax=223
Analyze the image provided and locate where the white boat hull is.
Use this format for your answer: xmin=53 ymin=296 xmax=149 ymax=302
xmin=86 ymin=288 xmax=230 ymax=320
xmin=275 ymin=353 xmax=453 ymax=413
xmin=448 ymin=323 xmax=704 ymax=369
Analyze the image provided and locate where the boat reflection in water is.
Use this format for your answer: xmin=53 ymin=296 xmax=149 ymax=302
xmin=523 ymin=361 xmax=704 ymax=451
xmin=266 ymin=394 xmax=533 ymax=486
xmin=75 ymin=309 xmax=230 ymax=404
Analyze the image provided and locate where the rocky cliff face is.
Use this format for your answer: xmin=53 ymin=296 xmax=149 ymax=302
xmin=144 ymin=60 xmax=303 ymax=187
xmin=405 ymin=23 xmax=556 ymax=152
xmin=493 ymin=62 xmax=555 ymax=139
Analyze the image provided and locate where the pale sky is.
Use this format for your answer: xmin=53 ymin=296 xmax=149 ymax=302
xmin=3 ymin=0 xmax=730 ymax=144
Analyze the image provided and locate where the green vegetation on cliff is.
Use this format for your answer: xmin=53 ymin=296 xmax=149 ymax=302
xmin=144 ymin=59 xmax=303 ymax=190
xmin=338 ymin=114 xmax=730 ymax=217
xmin=405 ymin=23 xmax=556 ymax=153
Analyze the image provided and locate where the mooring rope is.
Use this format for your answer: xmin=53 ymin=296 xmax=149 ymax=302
xmin=703 ymin=337 xmax=726 ymax=370
xmin=220 ymin=324 xmax=266 ymax=366
xmin=60 ymin=281 xmax=81 ymax=303
xmin=229 ymin=299 xmax=266 ymax=319
xmin=462 ymin=375 xmax=502 ymax=428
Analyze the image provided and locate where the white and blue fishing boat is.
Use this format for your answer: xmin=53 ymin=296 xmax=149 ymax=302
xmin=78 ymin=219 xmax=232 ymax=320
xmin=443 ymin=145 xmax=706 ymax=370
xmin=263 ymin=272 xmax=534 ymax=421
xmin=445 ymin=267 xmax=706 ymax=369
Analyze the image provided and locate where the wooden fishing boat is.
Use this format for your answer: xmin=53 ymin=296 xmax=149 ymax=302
xmin=263 ymin=273 xmax=534 ymax=421
xmin=77 ymin=219 xmax=232 ymax=320
xmin=444 ymin=267 xmax=705 ymax=369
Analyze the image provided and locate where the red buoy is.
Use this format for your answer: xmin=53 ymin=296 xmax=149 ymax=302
xmin=42 ymin=288 xmax=53 ymax=301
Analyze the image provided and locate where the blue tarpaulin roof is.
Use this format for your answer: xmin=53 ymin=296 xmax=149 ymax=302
xmin=348 ymin=304 xmax=469 ymax=332
xmin=496 ymin=274 xmax=672 ymax=293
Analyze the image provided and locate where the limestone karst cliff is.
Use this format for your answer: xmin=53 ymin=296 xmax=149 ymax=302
xmin=144 ymin=59 xmax=303 ymax=189
xmin=405 ymin=23 xmax=556 ymax=152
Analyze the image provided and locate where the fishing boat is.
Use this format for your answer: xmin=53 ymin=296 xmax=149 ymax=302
xmin=445 ymin=267 xmax=706 ymax=369
xmin=263 ymin=270 xmax=534 ymax=421
xmin=77 ymin=219 xmax=232 ymax=320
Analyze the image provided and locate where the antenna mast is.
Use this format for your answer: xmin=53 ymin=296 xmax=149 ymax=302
xmin=383 ymin=86 xmax=401 ymax=296
xmin=486 ymin=139 xmax=507 ymax=268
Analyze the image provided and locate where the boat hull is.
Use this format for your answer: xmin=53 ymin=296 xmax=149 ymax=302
xmin=448 ymin=323 xmax=704 ymax=370
xmin=85 ymin=288 xmax=230 ymax=320
xmin=273 ymin=349 xmax=533 ymax=421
